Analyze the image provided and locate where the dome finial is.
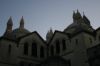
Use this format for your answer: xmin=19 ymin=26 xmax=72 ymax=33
xmin=20 ymin=16 xmax=24 ymax=29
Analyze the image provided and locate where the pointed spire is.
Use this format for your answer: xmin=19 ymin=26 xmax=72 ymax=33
xmin=4 ymin=16 xmax=13 ymax=37
xmin=83 ymin=11 xmax=85 ymax=16
xmin=73 ymin=10 xmax=76 ymax=19
xmin=83 ymin=12 xmax=86 ymax=18
xmin=20 ymin=16 xmax=24 ymax=29
xmin=77 ymin=9 xmax=81 ymax=14
xmin=76 ymin=9 xmax=81 ymax=17
xmin=50 ymin=27 xmax=53 ymax=33
xmin=6 ymin=16 xmax=13 ymax=31
xmin=83 ymin=13 xmax=90 ymax=25
xmin=77 ymin=9 xmax=79 ymax=13
xmin=7 ymin=16 xmax=13 ymax=26
xmin=73 ymin=9 xmax=82 ymax=21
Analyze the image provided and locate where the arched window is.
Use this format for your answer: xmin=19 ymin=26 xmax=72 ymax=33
xmin=56 ymin=39 xmax=60 ymax=54
xmin=8 ymin=45 xmax=11 ymax=54
xmin=50 ymin=45 xmax=54 ymax=56
xmin=31 ymin=42 xmax=37 ymax=57
xmin=62 ymin=39 xmax=66 ymax=50
xmin=24 ymin=42 xmax=28 ymax=55
xmin=40 ymin=46 xmax=44 ymax=58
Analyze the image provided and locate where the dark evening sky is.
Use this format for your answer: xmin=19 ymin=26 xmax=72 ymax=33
xmin=0 ymin=0 xmax=100 ymax=39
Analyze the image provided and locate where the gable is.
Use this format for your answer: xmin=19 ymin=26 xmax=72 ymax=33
xmin=48 ymin=31 xmax=69 ymax=45
xmin=19 ymin=31 xmax=46 ymax=46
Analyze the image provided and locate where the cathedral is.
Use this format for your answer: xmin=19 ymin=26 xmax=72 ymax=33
xmin=0 ymin=10 xmax=100 ymax=66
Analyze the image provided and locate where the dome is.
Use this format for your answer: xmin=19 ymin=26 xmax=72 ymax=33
xmin=64 ymin=22 xmax=94 ymax=34
xmin=64 ymin=22 xmax=81 ymax=34
xmin=64 ymin=11 xmax=94 ymax=34
xmin=67 ymin=22 xmax=79 ymax=29
xmin=12 ymin=28 xmax=30 ymax=39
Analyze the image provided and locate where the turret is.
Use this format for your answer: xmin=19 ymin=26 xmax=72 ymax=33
xmin=19 ymin=16 xmax=24 ymax=29
xmin=6 ymin=16 xmax=13 ymax=32
xmin=76 ymin=10 xmax=82 ymax=19
xmin=73 ymin=10 xmax=76 ymax=22
xmin=3 ymin=16 xmax=13 ymax=38
xmin=11 ymin=16 xmax=30 ymax=39
xmin=46 ymin=28 xmax=53 ymax=43
xmin=73 ymin=10 xmax=83 ymax=23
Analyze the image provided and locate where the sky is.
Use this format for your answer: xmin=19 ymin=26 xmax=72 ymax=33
xmin=0 ymin=0 xmax=100 ymax=40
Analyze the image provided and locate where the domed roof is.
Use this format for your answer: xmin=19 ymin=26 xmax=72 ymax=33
xmin=67 ymin=22 xmax=79 ymax=29
xmin=64 ymin=22 xmax=81 ymax=34
xmin=12 ymin=16 xmax=31 ymax=39
xmin=64 ymin=11 xmax=94 ymax=34
xmin=64 ymin=21 xmax=94 ymax=34
xmin=12 ymin=28 xmax=30 ymax=39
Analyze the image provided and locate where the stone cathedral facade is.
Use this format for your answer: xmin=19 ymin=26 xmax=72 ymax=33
xmin=0 ymin=10 xmax=100 ymax=66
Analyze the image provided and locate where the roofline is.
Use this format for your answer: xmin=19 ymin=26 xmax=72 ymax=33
xmin=47 ymin=30 xmax=96 ymax=46
xmin=17 ymin=31 xmax=47 ymax=45
xmin=0 ymin=29 xmax=99 ymax=46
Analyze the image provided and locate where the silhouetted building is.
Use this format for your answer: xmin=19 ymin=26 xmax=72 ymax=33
xmin=0 ymin=11 xmax=99 ymax=66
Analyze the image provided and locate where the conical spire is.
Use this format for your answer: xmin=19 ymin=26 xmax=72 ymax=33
xmin=73 ymin=10 xmax=76 ymax=19
xmin=77 ymin=9 xmax=79 ymax=13
xmin=76 ymin=9 xmax=82 ymax=18
xmin=3 ymin=16 xmax=13 ymax=38
xmin=6 ymin=16 xmax=13 ymax=32
xmin=83 ymin=12 xmax=90 ymax=25
xmin=20 ymin=16 xmax=24 ymax=29
xmin=7 ymin=16 xmax=13 ymax=26
xmin=73 ymin=10 xmax=77 ymax=22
